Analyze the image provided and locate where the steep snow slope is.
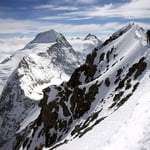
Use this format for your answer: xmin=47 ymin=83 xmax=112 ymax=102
xmin=8 ymin=23 xmax=150 ymax=150
xmin=57 ymin=62 xmax=150 ymax=150
xmin=0 ymin=31 xmax=99 ymax=149
xmin=57 ymin=25 xmax=150 ymax=150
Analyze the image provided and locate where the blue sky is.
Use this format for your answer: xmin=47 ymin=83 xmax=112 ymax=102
xmin=0 ymin=0 xmax=149 ymax=39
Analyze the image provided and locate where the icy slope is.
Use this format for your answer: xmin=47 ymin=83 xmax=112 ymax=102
xmin=10 ymin=23 xmax=150 ymax=150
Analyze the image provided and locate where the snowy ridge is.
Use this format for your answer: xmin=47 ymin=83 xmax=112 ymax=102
xmin=5 ymin=23 xmax=149 ymax=150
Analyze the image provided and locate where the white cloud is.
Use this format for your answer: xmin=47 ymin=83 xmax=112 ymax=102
xmin=0 ymin=37 xmax=31 ymax=62
xmin=33 ymin=0 xmax=150 ymax=21
xmin=75 ymin=0 xmax=98 ymax=4
xmin=40 ymin=16 xmax=71 ymax=20
xmin=40 ymin=16 xmax=92 ymax=20
xmin=34 ymin=4 xmax=78 ymax=11
xmin=119 ymin=0 xmax=150 ymax=18
xmin=52 ymin=6 xmax=78 ymax=11
xmin=0 ymin=19 xmax=119 ymax=34
xmin=34 ymin=4 xmax=54 ymax=9
xmin=59 ymin=0 xmax=150 ymax=19
xmin=0 ymin=19 xmax=41 ymax=34
xmin=0 ymin=18 xmax=149 ymax=40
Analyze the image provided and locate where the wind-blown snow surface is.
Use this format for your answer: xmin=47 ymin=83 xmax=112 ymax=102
xmin=56 ymin=25 xmax=150 ymax=150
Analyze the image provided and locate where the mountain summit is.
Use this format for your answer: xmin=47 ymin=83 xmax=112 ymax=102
xmin=30 ymin=29 xmax=60 ymax=44
xmin=84 ymin=33 xmax=99 ymax=40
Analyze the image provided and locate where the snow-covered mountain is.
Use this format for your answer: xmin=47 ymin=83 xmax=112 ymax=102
xmin=0 ymin=31 xmax=101 ymax=150
xmin=84 ymin=33 xmax=101 ymax=42
xmin=27 ymin=29 xmax=62 ymax=44
xmin=0 ymin=31 xmax=100 ymax=95
xmin=0 ymin=23 xmax=150 ymax=150
xmin=0 ymin=29 xmax=82 ymax=95
xmin=68 ymin=34 xmax=102 ymax=62
xmin=0 ymin=29 xmax=83 ymax=149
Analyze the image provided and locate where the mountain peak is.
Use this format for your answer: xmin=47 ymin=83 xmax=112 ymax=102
xmin=83 ymin=33 xmax=102 ymax=48
xmin=84 ymin=33 xmax=98 ymax=40
xmin=30 ymin=29 xmax=60 ymax=44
